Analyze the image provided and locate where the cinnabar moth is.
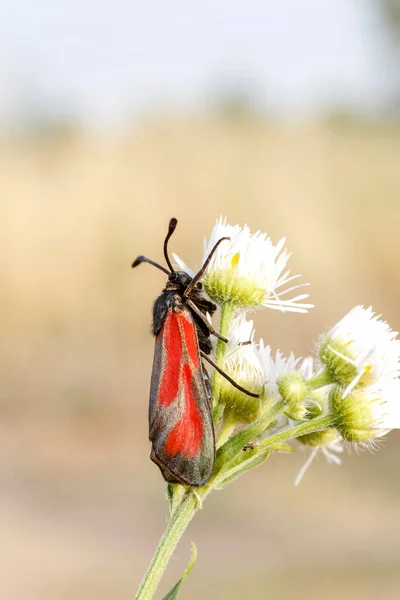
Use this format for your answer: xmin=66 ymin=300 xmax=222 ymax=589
xmin=132 ymin=218 xmax=259 ymax=487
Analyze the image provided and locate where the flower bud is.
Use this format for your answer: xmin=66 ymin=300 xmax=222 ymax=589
xmin=297 ymin=427 xmax=338 ymax=448
xmin=218 ymin=314 xmax=263 ymax=423
xmin=278 ymin=372 xmax=308 ymax=419
xmin=319 ymin=337 xmax=373 ymax=390
xmin=278 ymin=372 xmax=307 ymax=404
xmin=219 ymin=377 xmax=262 ymax=423
xmin=329 ymin=385 xmax=399 ymax=443
xmin=304 ymin=389 xmax=329 ymax=418
xmin=205 ymin=268 xmax=265 ymax=309
xmin=319 ymin=306 xmax=400 ymax=397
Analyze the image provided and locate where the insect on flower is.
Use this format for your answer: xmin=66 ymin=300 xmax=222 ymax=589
xmin=132 ymin=218 xmax=259 ymax=487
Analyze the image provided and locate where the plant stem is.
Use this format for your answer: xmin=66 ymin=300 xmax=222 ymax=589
xmin=307 ymin=371 xmax=333 ymax=391
xmin=215 ymin=400 xmax=285 ymax=472
xmin=134 ymin=488 xmax=209 ymax=600
xmin=259 ymin=414 xmax=337 ymax=450
xmin=213 ymin=414 xmax=337 ymax=488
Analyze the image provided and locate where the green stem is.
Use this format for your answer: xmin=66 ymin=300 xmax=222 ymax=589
xmin=212 ymin=302 xmax=235 ymax=407
xmin=307 ymin=371 xmax=333 ymax=391
xmin=215 ymin=400 xmax=285 ymax=472
xmin=213 ymin=414 xmax=337 ymax=488
xmin=134 ymin=488 xmax=209 ymax=600
xmin=169 ymin=484 xmax=185 ymax=516
xmin=258 ymin=414 xmax=337 ymax=450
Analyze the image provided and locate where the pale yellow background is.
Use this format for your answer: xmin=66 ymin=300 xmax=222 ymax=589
xmin=1 ymin=118 xmax=399 ymax=599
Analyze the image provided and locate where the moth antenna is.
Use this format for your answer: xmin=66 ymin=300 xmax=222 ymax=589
xmin=163 ymin=218 xmax=178 ymax=273
xmin=132 ymin=255 xmax=170 ymax=275
xmin=183 ymin=236 xmax=230 ymax=297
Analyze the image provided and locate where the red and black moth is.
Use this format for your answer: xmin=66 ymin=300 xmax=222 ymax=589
xmin=132 ymin=218 xmax=259 ymax=487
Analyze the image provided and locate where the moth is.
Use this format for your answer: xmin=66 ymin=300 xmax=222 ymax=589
xmin=132 ymin=218 xmax=258 ymax=486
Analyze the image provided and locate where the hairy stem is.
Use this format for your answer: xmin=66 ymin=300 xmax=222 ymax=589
xmin=259 ymin=414 xmax=337 ymax=450
xmin=134 ymin=488 xmax=209 ymax=600
xmin=307 ymin=371 xmax=333 ymax=391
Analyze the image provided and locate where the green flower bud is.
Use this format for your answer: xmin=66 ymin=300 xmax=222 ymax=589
xmin=278 ymin=372 xmax=308 ymax=420
xmin=330 ymin=386 xmax=390 ymax=443
xmin=219 ymin=377 xmax=262 ymax=423
xmin=204 ymin=269 xmax=265 ymax=308
xmin=298 ymin=427 xmax=338 ymax=448
xmin=304 ymin=390 xmax=328 ymax=419
xmin=318 ymin=306 xmax=400 ymax=398
xmin=278 ymin=372 xmax=307 ymax=404
xmin=319 ymin=337 xmax=373 ymax=389
xmin=218 ymin=314 xmax=263 ymax=423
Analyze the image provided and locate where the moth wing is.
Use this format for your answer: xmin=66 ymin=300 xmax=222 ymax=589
xmin=149 ymin=307 xmax=215 ymax=486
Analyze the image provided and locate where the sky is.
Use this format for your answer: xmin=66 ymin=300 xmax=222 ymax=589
xmin=0 ymin=0 xmax=391 ymax=128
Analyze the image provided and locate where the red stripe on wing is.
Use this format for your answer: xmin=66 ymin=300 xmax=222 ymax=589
xmin=158 ymin=313 xmax=183 ymax=407
xmin=165 ymin=363 xmax=203 ymax=458
xmin=180 ymin=314 xmax=199 ymax=368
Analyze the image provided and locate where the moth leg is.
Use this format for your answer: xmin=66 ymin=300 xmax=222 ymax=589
xmin=187 ymin=299 xmax=228 ymax=343
xmin=202 ymin=369 xmax=213 ymax=409
xmin=200 ymin=351 xmax=260 ymax=399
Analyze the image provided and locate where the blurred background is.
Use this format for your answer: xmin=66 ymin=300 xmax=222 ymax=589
xmin=1 ymin=1 xmax=400 ymax=598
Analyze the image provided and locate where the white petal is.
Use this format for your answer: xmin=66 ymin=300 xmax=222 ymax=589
xmin=295 ymin=449 xmax=318 ymax=486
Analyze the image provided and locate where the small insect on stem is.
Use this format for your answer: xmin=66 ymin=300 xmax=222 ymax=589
xmin=132 ymin=217 xmax=260 ymax=486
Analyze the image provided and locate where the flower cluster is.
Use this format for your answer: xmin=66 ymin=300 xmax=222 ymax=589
xmin=136 ymin=216 xmax=400 ymax=600
xmin=178 ymin=217 xmax=400 ymax=482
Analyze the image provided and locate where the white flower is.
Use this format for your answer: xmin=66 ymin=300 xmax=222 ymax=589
xmin=298 ymin=356 xmax=315 ymax=382
xmin=331 ymin=384 xmax=400 ymax=442
xmin=364 ymin=387 xmax=400 ymax=432
xmin=295 ymin=435 xmax=343 ymax=486
xmin=174 ymin=216 xmax=313 ymax=311
xmin=320 ymin=305 xmax=400 ymax=397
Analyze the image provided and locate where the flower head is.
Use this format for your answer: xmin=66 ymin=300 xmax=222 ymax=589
xmin=219 ymin=314 xmax=263 ymax=422
xmin=330 ymin=385 xmax=400 ymax=443
xmin=174 ymin=217 xmax=313 ymax=311
xmin=319 ymin=305 xmax=400 ymax=397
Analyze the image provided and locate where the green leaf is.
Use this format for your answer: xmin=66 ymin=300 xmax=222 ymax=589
xmin=213 ymin=449 xmax=271 ymax=489
xmin=162 ymin=542 xmax=197 ymax=600
xmin=214 ymin=400 xmax=285 ymax=474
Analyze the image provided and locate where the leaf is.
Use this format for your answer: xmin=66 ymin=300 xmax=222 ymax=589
xmin=162 ymin=542 xmax=197 ymax=600
xmin=213 ymin=449 xmax=271 ymax=489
